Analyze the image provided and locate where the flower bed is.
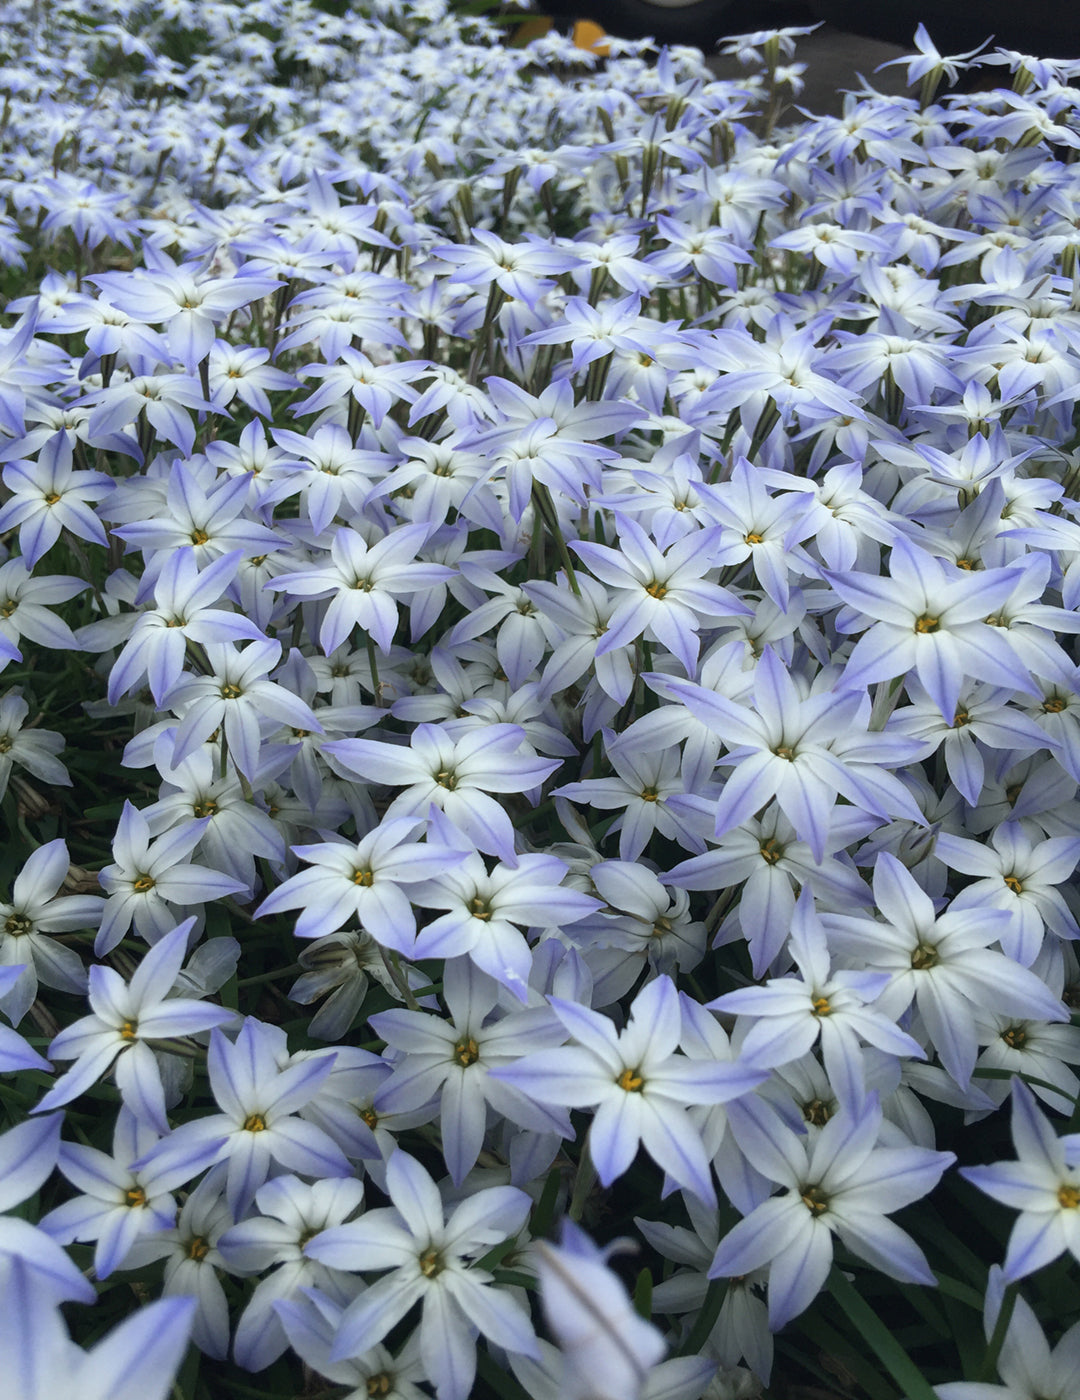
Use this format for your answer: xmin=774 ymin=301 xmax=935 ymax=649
xmin=1 ymin=3 xmax=1080 ymax=1397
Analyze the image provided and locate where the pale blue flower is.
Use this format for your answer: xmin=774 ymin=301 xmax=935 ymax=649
xmin=35 ymin=918 xmax=237 ymax=1130
xmin=709 ymin=887 xmax=924 ymax=1112
xmin=0 ymin=1254 xmax=194 ymax=1400
xmin=130 ymin=1018 xmax=353 ymax=1217
xmin=534 ymin=1220 xmax=667 ymax=1400
xmin=304 ymin=1149 xmax=538 ymax=1400
xmin=961 ymin=1079 xmax=1080 ymax=1281
xmin=710 ymin=1095 xmax=953 ymax=1330
xmin=492 ymin=975 xmax=766 ymax=1205
xmin=39 ymin=1106 xmax=177 ymax=1280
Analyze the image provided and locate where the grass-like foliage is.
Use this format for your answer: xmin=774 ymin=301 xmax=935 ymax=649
xmin=1 ymin=3 xmax=1080 ymax=1398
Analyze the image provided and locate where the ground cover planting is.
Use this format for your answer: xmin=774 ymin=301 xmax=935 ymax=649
xmin=3 ymin=2 xmax=1080 ymax=1396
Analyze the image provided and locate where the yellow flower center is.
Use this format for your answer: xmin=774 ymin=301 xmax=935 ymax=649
xmin=187 ymin=1235 xmax=209 ymax=1260
xmin=911 ymin=943 xmax=938 ymax=970
xmin=367 ymin=1375 xmax=393 ymax=1398
xmin=354 ymin=869 xmax=374 ymax=886
xmin=243 ymin=1113 xmax=267 ymax=1133
xmin=811 ymin=996 xmax=832 ymax=1017
xmin=132 ymin=875 xmax=155 ymax=893
xmin=1001 ymin=1024 xmax=1028 ymax=1050
xmin=616 ymin=1067 xmax=645 ymax=1092
xmin=1058 ymin=1184 xmax=1080 ymax=1209
xmin=418 ymin=1247 xmax=443 ymax=1277
xmin=802 ymin=1098 xmax=832 ymax=1127
xmin=125 ymin=1186 xmax=147 ymax=1208
xmin=645 ymin=580 xmax=667 ymax=599
xmin=1003 ymin=874 xmax=1024 ymax=895
xmin=800 ymin=1185 xmax=829 ymax=1215
xmin=119 ymin=1019 xmax=138 ymax=1040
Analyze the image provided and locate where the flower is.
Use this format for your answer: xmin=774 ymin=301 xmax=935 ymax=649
xmin=569 ymin=514 xmax=749 ymax=679
xmin=708 ymin=887 xmax=924 ymax=1112
xmin=217 ymin=1173 xmax=366 ymax=1371
xmin=533 ymin=1220 xmax=667 ymax=1400
xmin=936 ymin=1264 xmax=1080 ymax=1400
xmin=825 ymin=538 xmax=1032 ymax=721
xmin=95 ymin=801 xmax=248 ymax=955
xmin=323 ymin=723 xmax=560 ymax=864
xmin=710 ymin=1094 xmax=953 ymax=1330
xmin=960 ymin=1078 xmax=1080 ymax=1282
xmin=821 ymin=852 xmax=1066 ymax=1087
xmin=0 ymin=432 xmax=112 ymax=566
xmin=268 ymin=523 xmax=454 ymax=656
xmin=256 ymin=817 xmax=455 ymax=954
xmin=371 ymin=956 xmax=570 ymax=1183
xmin=34 ymin=918 xmax=237 ymax=1131
xmin=0 ymin=1254 xmax=195 ymax=1400
xmin=39 ymin=1106 xmax=178 ymax=1280
xmin=491 ymin=975 xmax=767 ymax=1204
xmin=304 ymin=1149 xmax=538 ymax=1400
xmin=130 ymin=1018 xmax=353 ymax=1217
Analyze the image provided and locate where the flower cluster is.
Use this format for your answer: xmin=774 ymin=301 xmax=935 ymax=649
xmin=1 ymin=4 xmax=1080 ymax=1399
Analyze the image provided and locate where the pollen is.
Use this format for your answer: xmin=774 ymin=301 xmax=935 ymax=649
xmin=190 ymin=528 xmax=210 ymax=545
xmin=1057 ymin=1183 xmax=1080 ymax=1210
xmin=744 ymin=531 xmax=764 ymax=544
xmin=911 ymin=943 xmax=939 ymax=970
xmin=454 ymin=1036 xmax=480 ymax=1067
xmin=1001 ymin=1024 xmax=1028 ymax=1050
xmin=359 ymin=1107 xmax=379 ymax=1128
xmin=125 ymin=1186 xmax=147 ymax=1208
xmin=639 ymin=786 xmax=659 ymax=802
xmin=220 ymin=682 xmax=243 ymax=699
xmin=469 ymin=896 xmax=492 ymax=920
xmin=354 ymin=868 xmax=375 ymax=886
xmin=418 ymin=1247 xmax=443 ymax=1277
xmin=1003 ymin=874 xmax=1024 ymax=894
xmin=44 ymin=491 xmax=62 ymax=505
xmin=119 ymin=1019 xmax=138 ymax=1040
xmin=187 ymin=1235 xmax=209 ymax=1260
xmin=435 ymin=769 xmax=457 ymax=789
xmin=802 ymin=1098 xmax=832 ymax=1127
xmin=772 ymin=745 xmax=796 ymax=761
xmin=914 ymin=615 xmax=940 ymax=633
xmin=616 ymin=1067 xmax=645 ymax=1092
xmin=811 ymin=996 xmax=832 ymax=1017
xmin=1043 ymin=697 xmax=1066 ymax=713
xmin=193 ymin=799 xmax=218 ymax=818
xmin=367 ymin=1375 xmax=393 ymax=1398
xmin=243 ymin=1113 xmax=267 ymax=1133
xmin=800 ymin=1184 xmax=829 ymax=1215
xmin=132 ymin=874 xmax=156 ymax=893
xmin=952 ymin=708 xmax=970 ymax=728
xmin=4 ymin=914 xmax=32 ymax=936
xmin=645 ymin=580 xmax=667 ymax=599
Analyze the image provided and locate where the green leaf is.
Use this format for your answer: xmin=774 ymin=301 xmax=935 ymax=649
xmin=828 ymin=1267 xmax=939 ymax=1400
xmin=633 ymin=1267 xmax=652 ymax=1320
